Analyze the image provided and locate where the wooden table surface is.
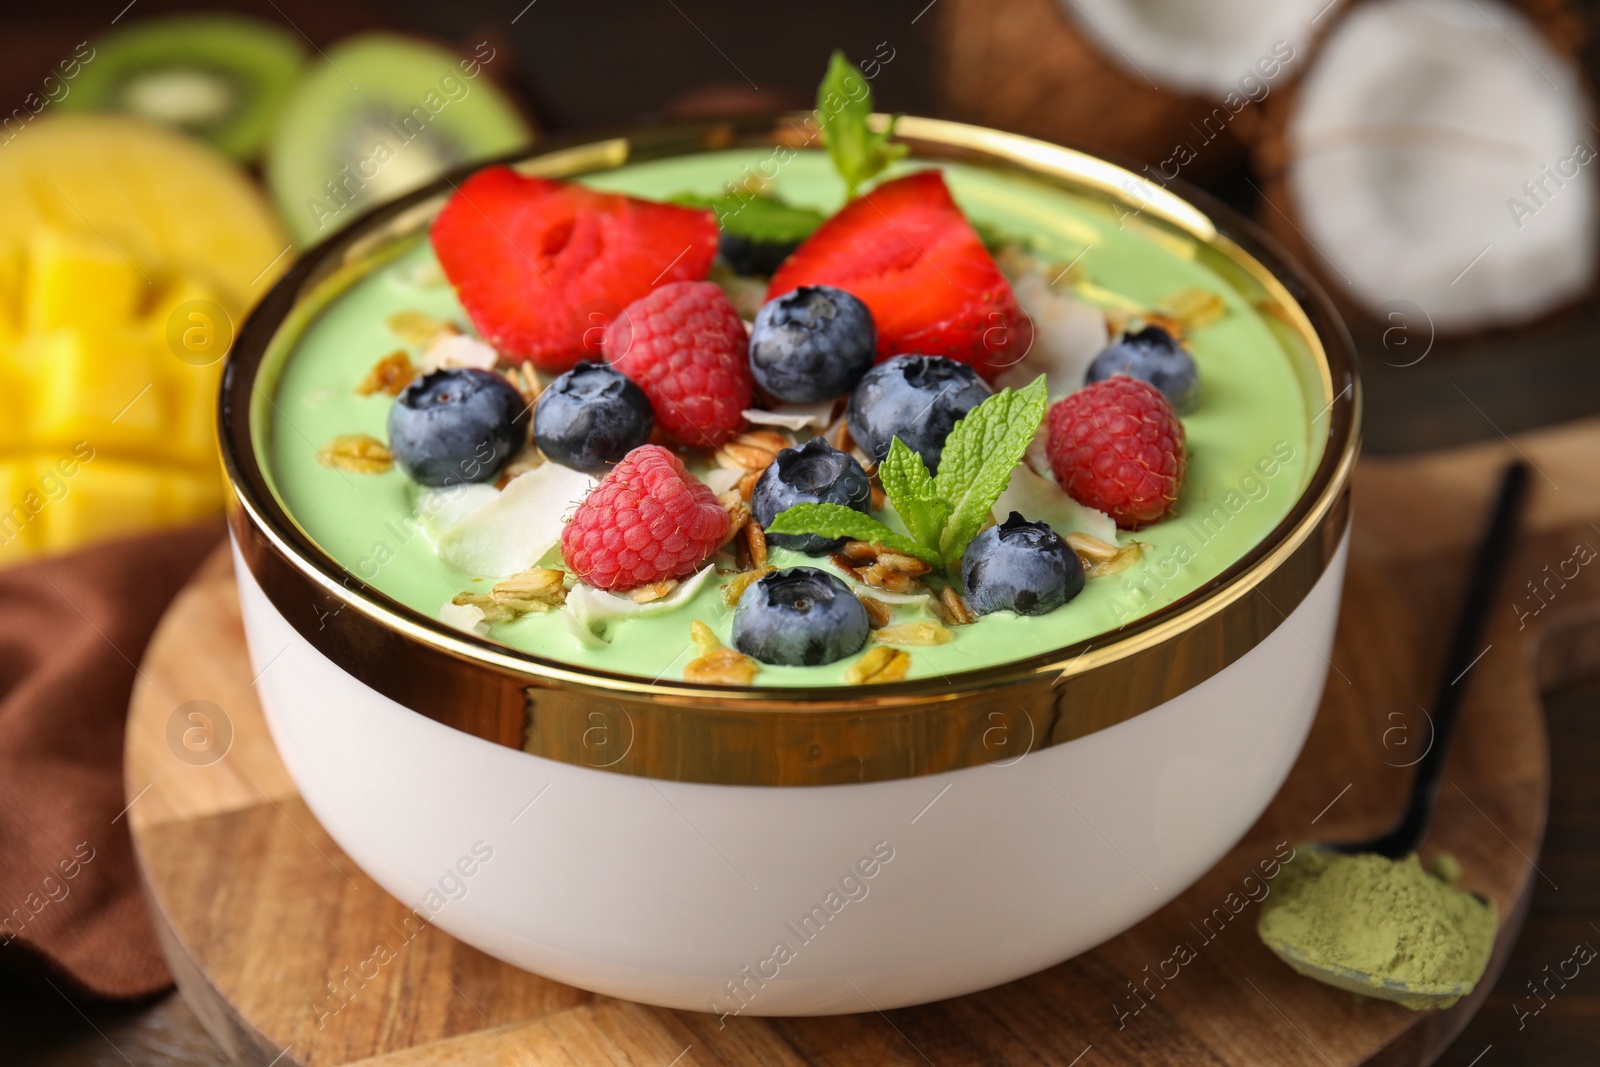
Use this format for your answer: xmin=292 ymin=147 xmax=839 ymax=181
xmin=3 ymin=0 xmax=1600 ymax=1064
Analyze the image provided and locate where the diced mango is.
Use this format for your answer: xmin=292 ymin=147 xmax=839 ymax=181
xmin=0 ymin=448 xmax=218 ymax=562
xmin=0 ymin=459 xmax=39 ymax=564
xmin=143 ymin=277 xmax=230 ymax=468
xmin=161 ymin=360 xmax=224 ymax=468
xmin=25 ymin=326 xmax=164 ymax=458
xmin=35 ymin=456 xmax=165 ymax=554
xmin=158 ymin=465 xmax=225 ymax=524
xmin=0 ymin=241 xmax=24 ymax=343
xmin=0 ymin=116 xmax=288 ymax=306
xmin=0 ymin=341 xmax=30 ymax=452
xmin=25 ymin=227 xmax=146 ymax=335
xmin=0 ymin=115 xmax=289 ymax=565
xmin=143 ymin=276 xmax=232 ymax=375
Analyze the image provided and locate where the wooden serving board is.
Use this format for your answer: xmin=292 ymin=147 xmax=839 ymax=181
xmin=126 ymin=418 xmax=1600 ymax=1067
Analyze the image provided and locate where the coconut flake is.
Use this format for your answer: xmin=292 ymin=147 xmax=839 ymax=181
xmin=702 ymin=467 xmax=746 ymax=495
xmin=1286 ymin=0 xmax=1595 ymax=331
xmin=995 ymin=272 xmax=1110 ymax=400
xmin=565 ymin=584 xmax=635 ymax=639
xmin=562 ymin=607 xmax=609 ymax=649
xmin=418 ymin=333 xmax=499 ymax=373
xmin=565 ymin=564 xmax=721 ymax=644
xmin=742 ymin=399 xmax=838 ymax=434
xmin=415 ymin=482 xmax=501 ymax=543
xmin=995 ymin=463 xmax=1119 ymax=545
xmin=437 ymin=464 xmax=598 ymax=577
xmin=1024 ymin=424 xmax=1052 ymax=478
xmin=439 ymin=600 xmax=490 ymax=637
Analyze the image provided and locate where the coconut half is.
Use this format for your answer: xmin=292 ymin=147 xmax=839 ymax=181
xmin=937 ymin=0 xmax=1335 ymax=175
xmin=1265 ymin=0 xmax=1596 ymax=332
xmin=1061 ymin=0 xmax=1337 ymax=98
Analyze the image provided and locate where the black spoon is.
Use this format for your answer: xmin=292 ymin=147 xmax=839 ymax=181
xmin=1331 ymin=460 xmax=1528 ymax=859
xmin=1264 ymin=461 xmax=1529 ymax=1007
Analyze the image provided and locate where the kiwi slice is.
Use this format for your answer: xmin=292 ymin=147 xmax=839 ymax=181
xmin=63 ymin=14 xmax=305 ymax=161
xmin=265 ymin=33 xmax=533 ymax=246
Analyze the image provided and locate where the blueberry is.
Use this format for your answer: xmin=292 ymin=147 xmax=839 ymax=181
xmin=749 ymin=286 xmax=876 ymax=402
xmin=961 ymin=512 xmax=1083 ymax=617
xmin=732 ymin=567 xmax=870 ymax=666
xmin=533 ymin=361 xmax=654 ymax=474
xmin=845 ymin=355 xmax=991 ymax=472
xmin=1085 ymin=325 xmax=1199 ymax=413
xmin=388 ymin=368 xmax=529 ymax=487
xmin=751 ymin=437 xmax=872 ymax=555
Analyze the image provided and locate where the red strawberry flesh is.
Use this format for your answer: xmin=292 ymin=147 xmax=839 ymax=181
xmin=767 ymin=170 xmax=1032 ymax=380
xmin=431 ymin=167 xmax=718 ymax=372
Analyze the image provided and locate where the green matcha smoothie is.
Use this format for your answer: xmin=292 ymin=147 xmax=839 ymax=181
xmin=260 ymin=149 xmax=1318 ymax=686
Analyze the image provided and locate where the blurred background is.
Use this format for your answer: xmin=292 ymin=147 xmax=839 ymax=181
xmin=0 ymin=0 xmax=1596 ymax=1063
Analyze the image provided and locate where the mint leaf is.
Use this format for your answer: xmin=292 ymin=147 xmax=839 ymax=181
xmin=817 ymin=50 xmax=908 ymax=194
xmin=932 ymin=376 xmax=1049 ymax=567
xmin=770 ymin=375 xmax=1047 ymax=576
xmin=879 ymin=436 xmax=949 ymax=549
xmin=669 ymin=192 xmax=824 ymax=244
xmin=766 ymin=503 xmax=942 ymax=568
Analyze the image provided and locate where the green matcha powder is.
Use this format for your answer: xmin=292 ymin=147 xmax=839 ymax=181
xmin=1257 ymin=850 xmax=1498 ymax=1009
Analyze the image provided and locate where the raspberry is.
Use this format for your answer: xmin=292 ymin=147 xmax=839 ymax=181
xmin=1045 ymin=377 xmax=1187 ymax=530
xmin=561 ymin=445 xmax=729 ymax=591
xmin=603 ymin=281 xmax=752 ymax=448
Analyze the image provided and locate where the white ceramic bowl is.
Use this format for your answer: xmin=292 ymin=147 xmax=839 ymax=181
xmin=221 ymin=116 xmax=1359 ymax=1015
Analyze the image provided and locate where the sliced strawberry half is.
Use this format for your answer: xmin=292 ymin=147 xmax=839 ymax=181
xmin=766 ymin=170 xmax=1033 ymax=380
xmin=431 ymin=167 xmax=718 ymax=372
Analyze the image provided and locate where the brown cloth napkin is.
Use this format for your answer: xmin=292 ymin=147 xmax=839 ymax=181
xmin=0 ymin=521 xmax=223 ymax=999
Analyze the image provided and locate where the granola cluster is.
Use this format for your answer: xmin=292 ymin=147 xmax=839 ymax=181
xmin=452 ymin=567 xmax=568 ymax=623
